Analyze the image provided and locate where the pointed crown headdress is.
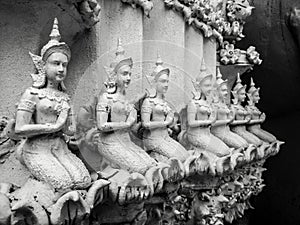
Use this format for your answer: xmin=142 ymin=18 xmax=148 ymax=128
xmin=41 ymin=18 xmax=71 ymax=61
xmin=107 ymin=38 xmax=133 ymax=76
xmin=29 ymin=18 xmax=70 ymax=90
xmin=104 ymin=39 xmax=133 ymax=93
xmin=145 ymin=53 xmax=170 ymax=97
xmin=215 ymin=67 xmax=228 ymax=88
xmin=232 ymin=73 xmax=246 ymax=93
xmin=150 ymin=53 xmax=170 ymax=81
xmin=247 ymin=77 xmax=260 ymax=96
xmin=192 ymin=58 xmax=213 ymax=90
xmin=247 ymin=77 xmax=260 ymax=105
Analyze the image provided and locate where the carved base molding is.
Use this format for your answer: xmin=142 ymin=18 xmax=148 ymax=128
xmin=0 ymin=128 xmax=282 ymax=225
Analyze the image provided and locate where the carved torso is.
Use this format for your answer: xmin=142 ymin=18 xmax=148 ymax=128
xmin=246 ymin=104 xmax=261 ymax=120
xmin=187 ymin=97 xmax=212 ymax=135
xmin=29 ymin=87 xmax=70 ymax=124
xmin=142 ymin=96 xmax=173 ymax=138
xmin=193 ymin=98 xmax=211 ymax=121
xmin=148 ymin=97 xmax=172 ymax=122
xmin=98 ymin=92 xmax=133 ymax=124
xmin=214 ymin=102 xmax=231 ymax=120
xmin=232 ymin=103 xmax=248 ymax=120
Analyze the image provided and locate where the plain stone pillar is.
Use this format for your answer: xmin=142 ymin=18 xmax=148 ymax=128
xmin=203 ymin=37 xmax=217 ymax=78
xmin=143 ymin=0 xmax=186 ymax=111
xmin=184 ymin=25 xmax=204 ymax=103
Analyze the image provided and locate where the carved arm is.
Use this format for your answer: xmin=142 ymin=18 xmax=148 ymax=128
xmin=96 ymin=96 xmax=130 ymax=132
xmin=15 ymin=89 xmax=65 ymax=137
xmin=62 ymin=105 xmax=76 ymax=136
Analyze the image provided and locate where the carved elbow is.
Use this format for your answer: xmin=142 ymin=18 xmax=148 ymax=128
xmin=97 ymin=123 xmax=111 ymax=132
xmin=14 ymin=127 xmax=25 ymax=136
xmin=187 ymin=121 xmax=194 ymax=128
xmin=97 ymin=125 xmax=106 ymax=132
xmin=141 ymin=122 xmax=150 ymax=129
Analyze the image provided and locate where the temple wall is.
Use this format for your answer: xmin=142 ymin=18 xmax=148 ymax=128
xmin=0 ymin=0 xmax=217 ymax=115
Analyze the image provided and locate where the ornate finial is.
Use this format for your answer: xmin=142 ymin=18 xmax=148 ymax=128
xmin=149 ymin=53 xmax=170 ymax=82
xmin=236 ymin=73 xmax=241 ymax=84
xmin=196 ymin=58 xmax=212 ymax=84
xmin=216 ymin=67 xmax=222 ymax=81
xmin=104 ymin=39 xmax=133 ymax=93
xmin=116 ymin=38 xmax=125 ymax=56
xmin=215 ymin=67 xmax=227 ymax=87
xmin=109 ymin=38 xmax=133 ymax=74
xmin=247 ymin=77 xmax=260 ymax=96
xmin=250 ymin=77 xmax=255 ymax=87
xmin=200 ymin=58 xmax=207 ymax=72
xmin=156 ymin=52 xmax=163 ymax=66
xmin=49 ymin=18 xmax=61 ymax=42
xmin=40 ymin=18 xmax=71 ymax=61
xmin=145 ymin=53 xmax=170 ymax=97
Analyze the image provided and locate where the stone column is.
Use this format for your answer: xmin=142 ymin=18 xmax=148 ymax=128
xmin=184 ymin=26 xmax=204 ymax=103
xmin=143 ymin=0 xmax=186 ymax=111
xmin=203 ymin=37 xmax=217 ymax=78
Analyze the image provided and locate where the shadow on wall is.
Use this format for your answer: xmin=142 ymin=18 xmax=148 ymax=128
xmin=236 ymin=0 xmax=300 ymax=225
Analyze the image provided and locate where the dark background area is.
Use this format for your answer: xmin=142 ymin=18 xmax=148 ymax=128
xmin=235 ymin=0 xmax=300 ymax=224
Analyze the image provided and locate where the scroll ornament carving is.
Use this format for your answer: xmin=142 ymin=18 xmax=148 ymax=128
xmin=163 ymin=0 xmax=254 ymax=43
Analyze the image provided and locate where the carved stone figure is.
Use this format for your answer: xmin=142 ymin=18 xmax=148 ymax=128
xmin=230 ymin=74 xmax=264 ymax=147
xmin=186 ymin=60 xmax=231 ymax=158
xmin=14 ymin=18 xmax=91 ymax=191
xmin=141 ymin=55 xmax=190 ymax=163
xmin=211 ymin=68 xmax=250 ymax=149
xmin=246 ymin=78 xmax=277 ymax=143
xmin=96 ymin=39 xmax=158 ymax=175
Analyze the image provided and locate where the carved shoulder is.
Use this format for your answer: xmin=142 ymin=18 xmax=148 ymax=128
xmin=17 ymin=87 xmax=39 ymax=113
xmin=22 ymin=87 xmax=39 ymax=101
xmin=187 ymin=100 xmax=197 ymax=114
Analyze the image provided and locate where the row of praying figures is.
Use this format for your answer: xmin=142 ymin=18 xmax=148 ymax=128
xmin=5 ymin=18 xmax=283 ymax=222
